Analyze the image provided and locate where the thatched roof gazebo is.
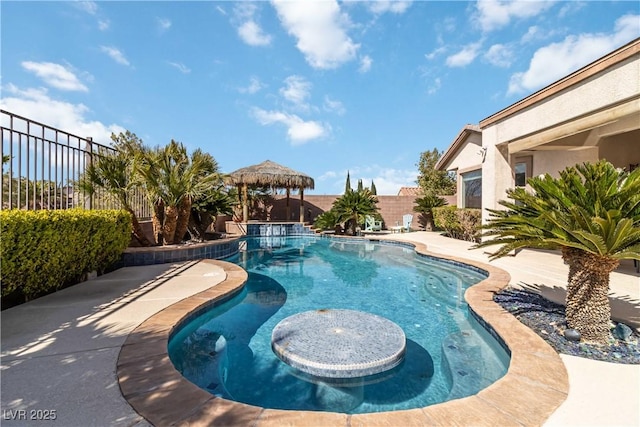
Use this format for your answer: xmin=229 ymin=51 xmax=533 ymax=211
xmin=226 ymin=160 xmax=315 ymax=223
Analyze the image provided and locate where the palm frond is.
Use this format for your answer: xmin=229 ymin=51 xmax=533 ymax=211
xmin=476 ymin=160 xmax=640 ymax=260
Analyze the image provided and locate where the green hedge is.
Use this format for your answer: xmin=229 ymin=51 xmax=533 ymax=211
xmin=433 ymin=206 xmax=481 ymax=242
xmin=1 ymin=209 xmax=131 ymax=301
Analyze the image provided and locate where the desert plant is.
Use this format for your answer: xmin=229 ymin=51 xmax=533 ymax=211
xmin=476 ymin=160 xmax=640 ymax=344
xmin=314 ymin=209 xmax=341 ymax=231
xmin=332 ymin=188 xmax=379 ymax=235
xmin=414 ymin=194 xmax=448 ymax=231
xmin=188 ymin=186 xmax=235 ymax=241
xmin=137 ymin=141 xmax=223 ymax=244
xmin=77 ymin=134 xmax=151 ymax=246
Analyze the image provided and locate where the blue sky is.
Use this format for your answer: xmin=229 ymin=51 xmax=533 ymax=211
xmin=2 ymin=1 xmax=638 ymax=195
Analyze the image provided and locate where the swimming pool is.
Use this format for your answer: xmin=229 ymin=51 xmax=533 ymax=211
xmin=168 ymin=236 xmax=509 ymax=414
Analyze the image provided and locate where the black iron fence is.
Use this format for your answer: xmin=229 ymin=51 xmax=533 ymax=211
xmin=1 ymin=110 xmax=150 ymax=219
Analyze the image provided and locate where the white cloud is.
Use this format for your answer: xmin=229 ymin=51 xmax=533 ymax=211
xmin=100 ymin=46 xmax=131 ymax=66
xmin=98 ymin=19 xmax=110 ymax=31
xmin=319 ymin=165 xmax=418 ymax=195
xmin=445 ymin=42 xmax=482 ymax=67
xmin=323 ymin=96 xmax=346 ymax=115
xmin=425 ymin=46 xmax=447 ymax=60
xmin=234 ymin=3 xmax=272 ymax=47
xmin=272 ymin=0 xmax=359 ymax=69
xmin=359 ymin=55 xmax=373 ymax=73
xmin=367 ymin=1 xmax=412 ymax=15
xmin=238 ymin=20 xmax=273 ymax=46
xmin=157 ymin=17 xmax=172 ymax=32
xmin=251 ymin=107 xmax=329 ymax=144
xmin=484 ymin=43 xmax=513 ymax=67
xmin=0 ymin=84 xmax=125 ymax=144
xmin=21 ymin=61 xmax=88 ymax=92
xmin=558 ymin=1 xmax=586 ymax=18
xmin=280 ymin=75 xmax=312 ymax=109
xmin=508 ymin=13 xmax=640 ymax=95
xmin=75 ymin=1 xmax=98 ymax=15
xmin=427 ymin=77 xmax=441 ymax=95
xmin=168 ymin=62 xmax=191 ymax=74
xmin=239 ymin=77 xmax=265 ymax=94
xmin=475 ymin=0 xmax=556 ymax=33
xmin=521 ymin=25 xmax=540 ymax=43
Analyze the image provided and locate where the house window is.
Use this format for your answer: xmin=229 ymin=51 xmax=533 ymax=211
xmin=461 ymin=169 xmax=482 ymax=209
xmin=514 ymin=156 xmax=532 ymax=187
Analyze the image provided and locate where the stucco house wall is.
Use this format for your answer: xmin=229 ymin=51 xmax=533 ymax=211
xmin=479 ymin=39 xmax=639 ymax=222
xmin=529 ymin=149 xmax=599 ymax=179
xmin=434 ymin=125 xmax=482 ymax=208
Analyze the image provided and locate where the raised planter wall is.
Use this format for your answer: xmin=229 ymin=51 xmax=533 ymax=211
xmin=121 ymin=238 xmax=240 ymax=267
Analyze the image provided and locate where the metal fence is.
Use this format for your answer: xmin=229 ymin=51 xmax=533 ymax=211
xmin=1 ymin=109 xmax=150 ymax=219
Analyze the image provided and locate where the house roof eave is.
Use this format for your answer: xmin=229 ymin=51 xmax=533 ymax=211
xmin=435 ymin=124 xmax=481 ymax=171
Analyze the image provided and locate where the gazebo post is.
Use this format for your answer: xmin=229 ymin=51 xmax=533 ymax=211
xmin=286 ymin=187 xmax=291 ymax=222
xmin=242 ymin=183 xmax=249 ymax=222
xmin=299 ymin=188 xmax=305 ymax=223
xmin=227 ymin=160 xmax=314 ymax=232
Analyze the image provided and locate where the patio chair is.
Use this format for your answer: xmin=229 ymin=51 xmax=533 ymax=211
xmin=364 ymin=215 xmax=382 ymax=232
xmin=402 ymin=214 xmax=413 ymax=232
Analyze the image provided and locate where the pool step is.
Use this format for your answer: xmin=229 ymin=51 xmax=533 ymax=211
xmin=442 ymin=331 xmax=495 ymax=400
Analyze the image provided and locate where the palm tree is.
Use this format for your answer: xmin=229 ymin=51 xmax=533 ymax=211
xmin=78 ymin=150 xmax=152 ymax=246
xmin=414 ymin=193 xmax=447 ymax=231
xmin=332 ymin=188 xmax=379 ymax=235
xmin=188 ymin=185 xmax=234 ymax=241
xmin=313 ymin=209 xmax=340 ymax=231
xmin=138 ymin=141 xmax=222 ymax=245
xmin=476 ymin=160 xmax=640 ymax=344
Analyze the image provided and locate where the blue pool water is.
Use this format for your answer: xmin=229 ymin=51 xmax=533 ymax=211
xmin=168 ymin=236 xmax=509 ymax=414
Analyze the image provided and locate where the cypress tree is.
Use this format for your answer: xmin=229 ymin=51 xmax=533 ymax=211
xmin=345 ymin=171 xmax=351 ymax=193
xmin=370 ymin=180 xmax=377 ymax=195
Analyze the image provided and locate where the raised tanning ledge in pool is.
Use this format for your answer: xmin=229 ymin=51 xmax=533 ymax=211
xmin=271 ymin=309 xmax=406 ymax=379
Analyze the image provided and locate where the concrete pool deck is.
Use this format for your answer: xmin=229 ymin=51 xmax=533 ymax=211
xmin=1 ymin=232 xmax=638 ymax=426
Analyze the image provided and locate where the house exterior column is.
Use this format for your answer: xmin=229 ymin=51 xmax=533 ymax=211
xmin=481 ymin=125 xmax=512 ymax=227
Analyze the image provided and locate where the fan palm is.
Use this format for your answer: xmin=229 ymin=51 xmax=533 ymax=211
xmin=138 ymin=141 xmax=222 ymax=244
xmin=332 ymin=188 xmax=379 ymax=235
xmin=77 ymin=150 xmax=151 ymax=246
xmin=413 ymin=193 xmax=447 ymax=231
xmin=476 ymin=160 xmax=640 ymax=344
xmin=313 ymin=209 xmax=340 ymax=231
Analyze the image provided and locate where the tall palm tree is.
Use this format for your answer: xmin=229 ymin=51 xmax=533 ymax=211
xmin=476 ymin=160 xmax=640 ymax=344
xmin=332 ymin=188 xmax=379 ymax=235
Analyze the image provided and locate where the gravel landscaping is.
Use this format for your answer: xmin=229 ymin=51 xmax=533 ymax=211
xmin=494 ymin=288 xmax=640 ymax=365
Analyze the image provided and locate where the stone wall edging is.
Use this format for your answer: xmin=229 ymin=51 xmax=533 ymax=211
xmin=117 ymin=238 xmax=569 ymax=426
xmin=120 ymin=238 xmax=241 ymax=266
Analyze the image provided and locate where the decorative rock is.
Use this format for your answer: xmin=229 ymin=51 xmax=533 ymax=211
xmin=613 ymin=323 xmax=633 ymax=341
xmin=564 ymin=329 xmax=581 ymax=342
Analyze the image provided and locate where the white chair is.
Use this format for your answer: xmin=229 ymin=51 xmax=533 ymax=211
xmin=364 ymin=215 xmax=382 ymax=232
xmin=402 ymin=214 xmax=413 ymax=232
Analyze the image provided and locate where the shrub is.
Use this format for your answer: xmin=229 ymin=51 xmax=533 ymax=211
xmin=1 ymin=209 xmax=131 ymax=302
xmin=433 ymin=206 xmax=481 ymax=242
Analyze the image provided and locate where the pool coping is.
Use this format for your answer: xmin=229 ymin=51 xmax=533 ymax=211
xmin=116 ymin=238 xmax=569 ymax=426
